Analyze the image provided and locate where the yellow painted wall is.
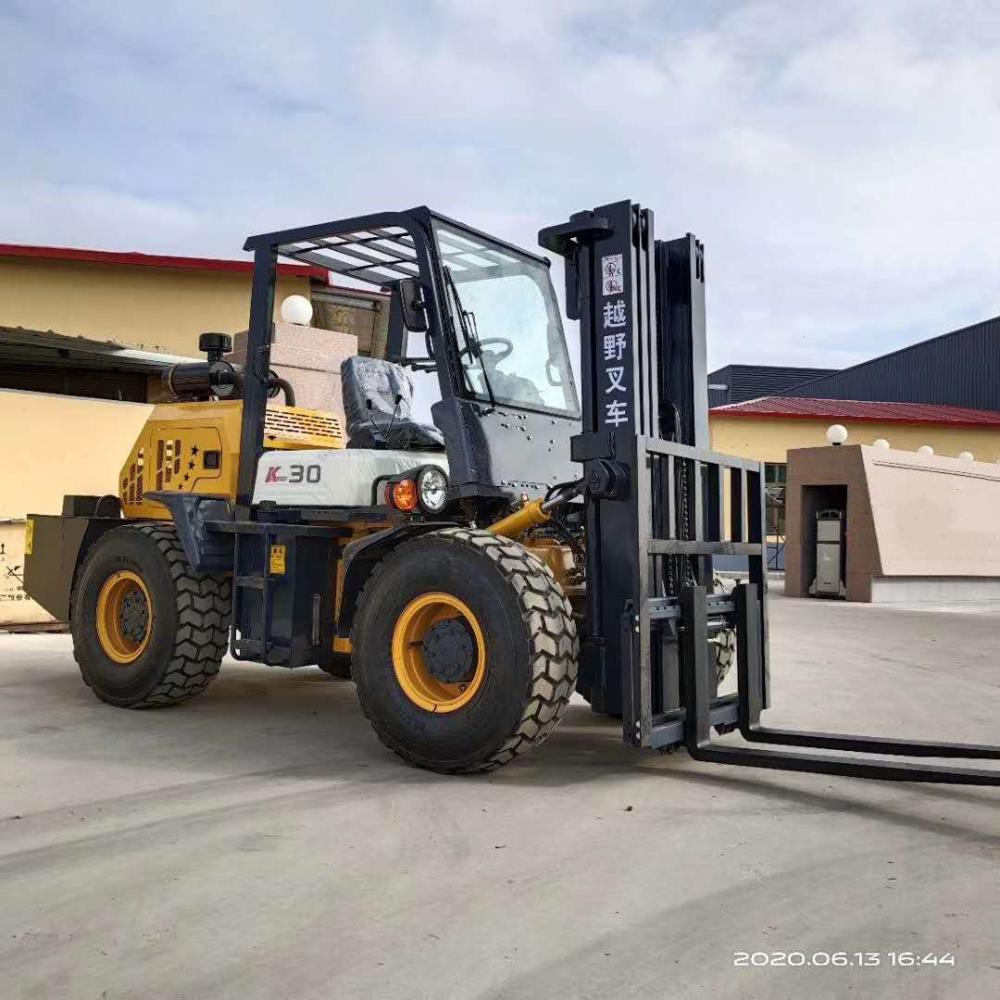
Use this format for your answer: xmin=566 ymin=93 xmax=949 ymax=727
xmin=0 ymin=388 xmax=156 ymax=624
xmin=0 ymin=256 xmax=311 ymax=356
xmin=710 ymin=414 xmax=1000 ymax=465
xmin=0 ymin=388 xmax=152 ymax=518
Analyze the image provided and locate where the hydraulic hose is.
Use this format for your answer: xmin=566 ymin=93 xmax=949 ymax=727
xmin=269 ymin=376 xmax=296 ymax=407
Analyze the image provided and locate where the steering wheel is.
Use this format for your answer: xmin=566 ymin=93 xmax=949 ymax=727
xmin=459 ymin=337 xmax=514 ymax=364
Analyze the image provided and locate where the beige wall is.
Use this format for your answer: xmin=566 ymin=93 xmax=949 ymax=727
xmin=785 ymin=444 xmax=1000 ymax=601
xmin=710 ymin=414 xmax=1000 ymax=465
xmin=0 ymin=256 xmax=311 ymax=356
xmin=0 ymin=388 xmax=154 ymax=625
xmin=0 ymin=389 xmax=152 ymax=518
xmin=863 ymin=448 xmax=1000 ymax=577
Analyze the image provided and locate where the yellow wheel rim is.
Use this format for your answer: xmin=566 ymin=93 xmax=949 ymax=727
xmin=95 ymin=570 xmax=153 ymax=665
xmin=391 ymin=592 xmax=486 ymax=713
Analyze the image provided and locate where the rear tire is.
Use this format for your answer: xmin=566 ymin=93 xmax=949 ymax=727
xmin=71 ymin=523 xmax=230 ymax=707
xmin=351 ymin=528 xmax=578 ymax=773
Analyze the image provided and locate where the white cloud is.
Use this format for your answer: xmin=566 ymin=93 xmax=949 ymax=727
xmin=1 ymin=0 xmax=998 ymax=369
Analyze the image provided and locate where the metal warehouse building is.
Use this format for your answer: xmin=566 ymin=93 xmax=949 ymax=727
xmin=707 ymin=364 xmax=836 ymax=408
xmin=708 ymin=315 xmax=1000 ymax=412
xmin=707 ymin=315 xmax=1000 ymax=568
xmin=782 ymin=316 xmax=1000 ymax=411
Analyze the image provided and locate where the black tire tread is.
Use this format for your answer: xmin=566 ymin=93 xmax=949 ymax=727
xmin=73 ymin=522 xmax=230 ymax=708
xmin=353 ymin=527 xmax=578 ymax=772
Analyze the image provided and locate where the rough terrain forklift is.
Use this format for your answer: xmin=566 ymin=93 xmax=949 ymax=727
xmin=23 ymin=201 xmax=1000 ymax=783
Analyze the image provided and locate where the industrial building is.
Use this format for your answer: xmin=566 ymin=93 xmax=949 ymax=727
xmin=0 ymin=242 xmax=387 ymax=624
xmin=712 ymin=395 xmax=1000 ymax=461
xmin=783 ymin=315 xmax=1000 ymax=411
xmin=0 ymin=243 xmax=389 ymax=396
xmin=708 ymin=315 xmax=1000 ymax=412
xmin=707 ymin=364 xmax=836 ymax=408
xmin=708 ymin=317 xmax=1000 ymax=468
xmin=708 ymin=315 xmax=1000 ymax=567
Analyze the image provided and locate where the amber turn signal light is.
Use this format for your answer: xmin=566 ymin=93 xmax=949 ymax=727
xmin=388 ymin=478 xmax=419 ymax=512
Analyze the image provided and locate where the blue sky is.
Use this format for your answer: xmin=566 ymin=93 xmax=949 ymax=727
xmin=2 ymin=0 xmax=999 ymax=370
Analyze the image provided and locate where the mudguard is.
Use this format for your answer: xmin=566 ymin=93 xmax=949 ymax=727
xmin=145 ymin=493 xmax=234 ymax=573
xmin=336 ymin=521 xmax=456 ymax=638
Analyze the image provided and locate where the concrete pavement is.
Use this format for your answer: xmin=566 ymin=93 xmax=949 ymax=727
xmin=0 ymin=593 xmax=997 ymax=999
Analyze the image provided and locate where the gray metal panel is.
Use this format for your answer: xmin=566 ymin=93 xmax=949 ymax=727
xmin=784 ymin=316 xmax=1000 ymax=411
xmin=707 ymin=364 xmax=837 ymax=407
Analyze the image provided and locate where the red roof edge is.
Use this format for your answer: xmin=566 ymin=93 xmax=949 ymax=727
xmin=710 ymin=396 xmax=1000 ymax=429
xmin=0 ymin=243 xmax=327 ymax=280
xmin=709 ymin=408 xmax=997 ymax=429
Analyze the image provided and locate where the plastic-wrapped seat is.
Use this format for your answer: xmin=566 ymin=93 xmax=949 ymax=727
xmin=340 ymin=356 xmax=445 ymax=450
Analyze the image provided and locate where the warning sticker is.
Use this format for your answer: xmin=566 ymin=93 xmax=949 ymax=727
xmin=269 ymin=544 xmax=287 ymax=575
xmin=601 ymin=254 xmax=623 ymax=296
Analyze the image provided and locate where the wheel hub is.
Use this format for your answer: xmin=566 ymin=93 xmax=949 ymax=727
xmin=391 ymin=592 xmax=487 ymax=713
xmin=120 ymin=590 xmax=149 ymax=644
xmin=95 ymin=570 xmax=153 ymax=665
xmin=422 ymin=618 xmax=476 ymax=684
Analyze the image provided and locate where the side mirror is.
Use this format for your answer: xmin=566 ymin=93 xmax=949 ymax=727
xmin=398 ymin=278 xmax=429 ymax=333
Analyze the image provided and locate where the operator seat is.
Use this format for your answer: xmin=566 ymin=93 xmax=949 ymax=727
xmin=340 ymin=356 xmax=445 ymax=450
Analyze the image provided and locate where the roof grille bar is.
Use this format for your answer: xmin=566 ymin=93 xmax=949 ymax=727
xmin=318 ymin=230 xmax=417 ymax=257
xmin=371 ymin=227 xmax=416 ymax=247
xmin=284 ymin=247 xmax=412 ymax=287
xmin=311 ymin=236 xmax=419 ymax=267
xmin=297 ymin=239 xmax=418 ymax=272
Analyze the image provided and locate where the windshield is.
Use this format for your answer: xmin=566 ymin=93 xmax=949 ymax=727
xmin=432 ymin=220 xmax=579 ymax=416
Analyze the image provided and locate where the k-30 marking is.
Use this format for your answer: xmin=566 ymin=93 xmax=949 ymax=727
xmin=264 ymin=463 xmax=322 ymax=484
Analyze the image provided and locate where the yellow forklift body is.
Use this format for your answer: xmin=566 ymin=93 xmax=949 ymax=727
xmin=118 ymin=400 xmax=344 ymax=519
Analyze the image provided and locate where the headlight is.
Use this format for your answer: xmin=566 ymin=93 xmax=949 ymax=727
xmin=417 ymin=466 xmax=448 ymax=513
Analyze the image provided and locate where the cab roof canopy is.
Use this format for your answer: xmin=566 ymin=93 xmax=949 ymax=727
xmin=244 ymin=208 xmax=546 ymax=290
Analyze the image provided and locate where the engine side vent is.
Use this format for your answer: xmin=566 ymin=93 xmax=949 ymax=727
xmin=157 ymin=437 xmax=183 ymax=485
xmin=156 ymin=439 xmax=164 ymax=490
xmin=264 ymin=405 xmax=344 ymax=449
xmin=121 ymin=447 xmax=145 ymax=506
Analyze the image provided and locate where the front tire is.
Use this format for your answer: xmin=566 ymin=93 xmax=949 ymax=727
xmin=351 ymin=528 xmax=578 ymax=773
xmin=72 ymin=523 xmax=231 ymax=707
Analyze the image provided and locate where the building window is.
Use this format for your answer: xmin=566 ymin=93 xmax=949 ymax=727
xmin=765 ymin=462 xmax=786 ymax=536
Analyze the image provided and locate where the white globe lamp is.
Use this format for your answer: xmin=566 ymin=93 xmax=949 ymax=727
xmin=280 ymin=294 xmax=313 ymax=326
xmin=825 ymin=424 xmax=848 ymax=446
xmin=917 ymin=445 xmax=934 ymax=456
xmin=958 ymin=451 xmax=974 ymax=462
xmin=872 ymin=438 xmax=890 ymax=449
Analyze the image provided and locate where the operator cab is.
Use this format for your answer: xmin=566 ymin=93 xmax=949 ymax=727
xmin=241 ymin=208 xmax=582 ymax=516
xmin=396 ymin=218 xmax=579 ymax=419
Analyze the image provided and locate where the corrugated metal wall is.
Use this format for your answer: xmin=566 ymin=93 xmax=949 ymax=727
xmin=707 ymin=365 xmax=837 ymax=407
xmin=785 ymin=316 xmax=1000 ymax=411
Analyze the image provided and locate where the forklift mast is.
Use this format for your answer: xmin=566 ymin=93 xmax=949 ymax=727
xmin=541 ymin=200 xmax=1000 ymax=785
